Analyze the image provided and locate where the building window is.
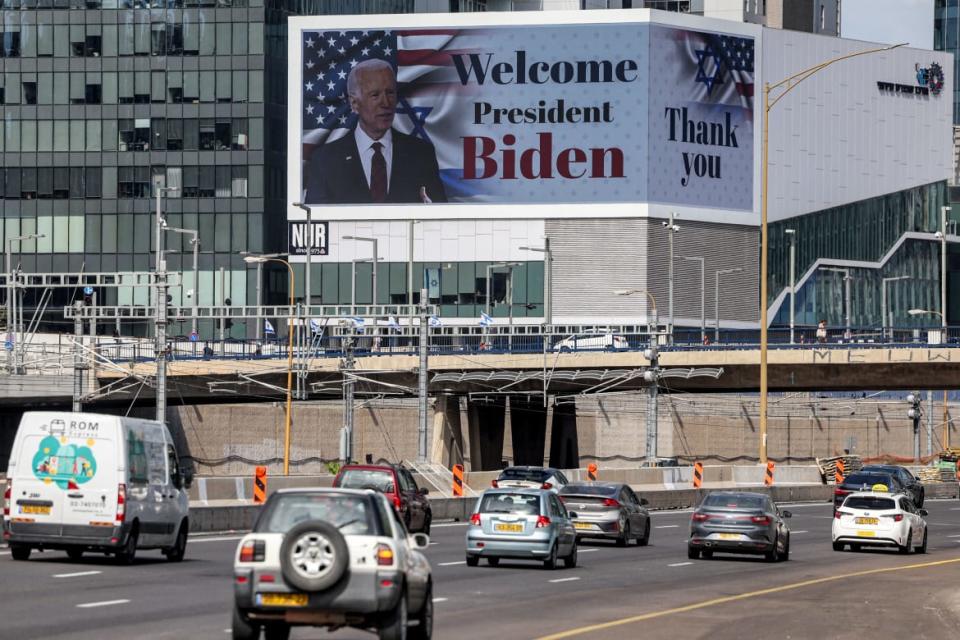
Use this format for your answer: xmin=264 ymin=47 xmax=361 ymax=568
xmin=820 ymin=4 xmax=825 ymax=30
xmin=23 ymin=82 xmax=37 ymax=105
xmin=1 ymin=32 xmax=21 ymax=57
xmin=118 ymin=166 xmax=151 ymax=198
xmin=119 ymin=119 xmax=151 ymax=151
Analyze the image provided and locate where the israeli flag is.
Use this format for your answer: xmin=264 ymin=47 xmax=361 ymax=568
xmin=309 ymin=318 xmax=323 ymax=334
xmin=479 ymin=311 xmax=493 ymax=327
xmin=428 ymin=315 xmax=442 ymax=328
xmin=387 ymin=316 xmax=400 ymax=330
xmin=264 ymin=319 xmax=276 ymax=335
xmin=351 ymin=317 xmax=365 ymax=329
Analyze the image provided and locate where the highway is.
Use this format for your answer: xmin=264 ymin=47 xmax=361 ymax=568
xmin=3 ymin=500 xmax=960 ymax=639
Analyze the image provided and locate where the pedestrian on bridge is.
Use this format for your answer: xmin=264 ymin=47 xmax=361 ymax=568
xmin=816 ymin=320 xmax=827 ymax=344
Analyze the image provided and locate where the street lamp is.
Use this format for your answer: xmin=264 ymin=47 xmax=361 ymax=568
xmin=715 ymin=268 xmax=743 ymax=343
xmin=343 ymin=236 xmax=379 ymax=308
xmin=784 ymin=229 xmax=796 ymax=344
xmin=881 ymin=275 xmax=911 ymax=341
xmin=163 ymin=224 xmax=200 ymax=336
xmin=154 ymin=185 xmax=177 ymax=424
xmin=614 ymin=288 xmax=659 ymax=461
xmin=939 ymin=206 xmax=950 ymax=332
xmin=662 ymin=214 xmax=679 ymax=340
xmin=240 ymin=251 xmax=285 ymax=342
xmin=244 ymin=255 xmax=296 ymax=476
xmin=680 ymin=256 xmax=705 ymax=342
xmin=758 ymin=43 xmax=905 ymax=464
xmin=5 ymin=233 xmax=45 ymax=373
xmin=292 ymin=202 xmax=313 ymax=310
xmin=520 ymin=240 xmax=552 ymax=327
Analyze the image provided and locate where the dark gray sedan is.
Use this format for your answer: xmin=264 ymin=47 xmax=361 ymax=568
xmin=559 ymin=482 xmax=651 ymax=546
xmin=688 ymin=491 xmax=792 ymax=561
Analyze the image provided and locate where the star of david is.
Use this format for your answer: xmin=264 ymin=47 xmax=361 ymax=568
xmin=396 ymin=98 xmax=433 ymax=143
xmin=695 ymin=46 xmax=724 ymax=95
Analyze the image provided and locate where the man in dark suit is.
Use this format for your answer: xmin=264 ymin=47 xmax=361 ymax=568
xmin=303 ymin=59 xmax=447 ymax=204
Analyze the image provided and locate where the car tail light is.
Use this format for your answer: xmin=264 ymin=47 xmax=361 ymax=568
xmin=541 ymin=482 xmax=553 ymax=490
xmin=883 ymin=514 xmax=904 ymax=522
xmin=259 ymin=574 xmax=275 ymax=583
xmin=375 ymin=543 xmax=395 ymax=566
xmin=834 ymin=488 xmax=850 ymax=497
xmin=391 ymin=493 xmax=402 ymax=510
xmin=692 ymin=512 xmax=710 ymax=522
xmin=834 ymin=510 xmax=842 ymax=519
xmin=239 ymin=540 xmax=265 ymax=562
xmin=470 ymin=513 xmax=481 ymax=526
xmin=751 ymin=515 xmax=771 ymax=526
xmin=116 ymin=483 xmax=126 ymax=524
xmin=602 ymin=498 xmax=620 ymax=508
xmin=3 ymin=482 xmax=10 ymax=517
xmin=535 ymin=515 xmax=551 ymax=528
xmin=491 ymin=479 xmax=499 ymax=488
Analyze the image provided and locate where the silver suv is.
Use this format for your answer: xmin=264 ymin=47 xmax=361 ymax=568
xmin=233 ymin=488 xmax=433 ymax=640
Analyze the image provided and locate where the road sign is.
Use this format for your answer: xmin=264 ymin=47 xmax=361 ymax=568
xmin=83 ymin=286 xmax=94 ymax=296
xmin=4 ymin=340 xmax=13 ymax=351
xmin=189 ymin=331 xmax=199 ymax=342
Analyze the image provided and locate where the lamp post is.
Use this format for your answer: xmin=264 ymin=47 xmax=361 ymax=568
xmin=5 ymin=233 xmax=44 ymax=374
xmin=292 ymin=202 xmax=313 ymax=311
xmin=164 ymin=225 xmax=199 ymax=335
xmin=343 ymin=235 xmax=378 ymax=308
xmin=240 ymin=251 xmax=284 ymax=342
xmin=881 ymin=276 xmax=911 ymax=342
xmin=614 ymin=288 xmax=659 ymax=460
xmin=520 ymin=240 xmax=552 ymax=327
xmin=681 ymin=255 xmax=705 ymax=342
xmin=662 ymin=213 xmax=679 ymax=341
xmin=940 ymin=206 xmax=950 ymax=332
xmin=909 ymin=308 xmax=944 ymax=455
xmin=244 ymin=255 xmax=296 ymax=476
xmin=820 ymin=267 xmax=852 ymax=339
xmin=154 ymin=186 xmax=177 ymax=424
xmin=758 ymin=43 xmax=905 ymax=464
xmin=715 ymin=268 xmax=743 ymax=343
xmin=784 ymin=229 xmax=796 ymax=344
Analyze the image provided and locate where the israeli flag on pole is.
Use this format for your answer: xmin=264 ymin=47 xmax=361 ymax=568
xmin=479 ymin=311 xmax=493 ymax=327
xmin=351 ymin=317 xmax=365 ymax=329
xmin=429 ymin=315 xmax=442 ymax=328
xmin=309 ymin=318 xmax=323 ymax=334
xmin=388 ymin=316 xmax=400 ymax=331
xmin=264 ymin=319 xmax=276 ymax=335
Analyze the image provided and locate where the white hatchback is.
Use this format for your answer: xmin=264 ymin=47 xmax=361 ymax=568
xmin=832 ymin=491 xmax=928 ymax=554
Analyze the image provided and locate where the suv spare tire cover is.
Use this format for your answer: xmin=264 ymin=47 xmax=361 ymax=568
xmin=280 ymin=520 xmax=350 ymax=592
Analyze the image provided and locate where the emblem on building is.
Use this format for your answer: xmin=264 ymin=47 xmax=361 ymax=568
xmin=916 ymin=62 xmax=944 ymax=96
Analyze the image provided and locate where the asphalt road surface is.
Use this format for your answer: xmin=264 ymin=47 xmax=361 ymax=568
xmin=3 ymin=500 xmax=960 ymax=639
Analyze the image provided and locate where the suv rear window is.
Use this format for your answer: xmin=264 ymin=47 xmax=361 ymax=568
xmin=702 ymin=494 xmax=766 ymax=510
xmin=479 ymin=493 xmax=541 ymax=515
xmin=843 ymin=473 xmax=893 ymax=488
xmin=843 ymin=496 xmax=896 ymax=510
xmin=337 ymin=468 xmax=395 ymax=493
xmin=499 ymin=468 xmax=551 ymax=482
xmin=257 ymin=493 xmax=379 ymax=535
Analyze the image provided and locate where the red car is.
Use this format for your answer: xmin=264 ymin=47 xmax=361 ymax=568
xmin=333 ymin=464 xmax=433 ymax=534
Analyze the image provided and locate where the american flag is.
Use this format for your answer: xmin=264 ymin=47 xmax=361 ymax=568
xmin=300 ymin=29 xmax=461 ymax=164
xmin=678 ymin=29 xmax=755 ymax=114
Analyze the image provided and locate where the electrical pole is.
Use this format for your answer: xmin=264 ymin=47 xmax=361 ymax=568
xmin=907 ymin=392 xmax=921 ymax=463
xmin=644 ymin=310 xmax=660 ymax=462
xmin=785 ymin=229 xmax=796 ymax=344
xmin=418 ymin=287 xmax=429 ymax=463
xmin=340 ymin=334 xmax=355 ymax=466
xmin=154 ymin=189 xmax=171 ymax=425
xmin=72 ymin=301 xmax=84 ymax=412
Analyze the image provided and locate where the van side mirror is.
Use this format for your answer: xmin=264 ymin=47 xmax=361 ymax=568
xmin=640 ymin=498 xmax=649 ymax=506
xmin=410 ymin=533 xmax=430 ymax=549
xmin=419 ymin=487 xmax=429 ymax=496
xmin=919 ymin=508 xmax=928 ymax=517
xmin=782 ymin=510 xmax=792 ymax=518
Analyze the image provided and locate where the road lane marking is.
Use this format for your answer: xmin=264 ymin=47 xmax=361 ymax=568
xmin=432 ymin=522 xmax=470 ymax=529
xmin=76 ymin=599 xmax=130 ymax=609
xmin=791 ymin=531 xmax=808 ymax=534
xmin=433 ymin=597 xmax=449 ymax=603
xmin=439 ymin=561 xmax=466 ymax=566
xmin=668 ymin=562 xmax=693 ymax=567
xmin=54 ymin=570 xmax=102 ymax=579
xmin=578 ymin=549 xmax=598 ymax=553
xmin=548 ymin=577 xmax=581 ymax=583
xmin=947 ymin=534 xmax=960 ymax=538
xmin=655 ymin=525 xmax=679 ymax=529
xmin=0 ymin=551 xmax=9 ymax=556
xmin=535 ymin=556 xmax=960 ymax=640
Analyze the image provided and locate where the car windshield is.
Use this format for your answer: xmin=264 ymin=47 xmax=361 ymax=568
xmin=257 ymin=494 xmax=377 ymax=535
xmin=843 ymin=473 xmax=892 ymax=487
xmin=499 ymin=468 xmax=551 ymax=482
xmin=337 ymin=469 xmax=395 ymax=493
xmin=702 ymin=494 xmax=766 ymax=510
xmin=844 ymin=496 xmax=896 ymax=510
xmin=560 ymin=484 xmax=617 ymax=497
xmin=479 ymin=493 xmax=541 ymax=515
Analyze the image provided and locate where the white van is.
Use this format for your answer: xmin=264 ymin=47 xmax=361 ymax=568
xmin=2 ymin=411 xmax=190 ymax=564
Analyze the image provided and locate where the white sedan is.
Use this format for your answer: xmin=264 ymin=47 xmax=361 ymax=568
xmin=553 ymin=330 xmax=629 ymax=352
xmin=832 ymin=491 xmax=928 ymax=554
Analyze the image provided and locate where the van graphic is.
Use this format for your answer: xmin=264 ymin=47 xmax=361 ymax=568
xmin=32 ymin=435 xmax=97 ymax=490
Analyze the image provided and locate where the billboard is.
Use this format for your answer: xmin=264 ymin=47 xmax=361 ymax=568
xmin=289 ymin=14 xmax=756 ymax=218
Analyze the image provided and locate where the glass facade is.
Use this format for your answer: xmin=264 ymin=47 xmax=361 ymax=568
xmin=769 ymin=182 xmax=950 ymax=329
xmin=935 ymin=0 xmax=960 ymax=124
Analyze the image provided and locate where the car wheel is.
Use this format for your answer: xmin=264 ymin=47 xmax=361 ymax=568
xmin=764 ymin=535 xmax=779 ymax=562
xmin=232 ymin=606 xmax=260 ymax=640
xmin=164 ymin=519 xmax=189 ymax=563
xmin=687 ymin=546 xmax=700 ymax=560
xmin=279 ymin=520 xmax=349 ymax=592
xmin=917 ymin=527 xmax=928 ymax=554
xmin=898 ymin=531 xmax=913 ymax=555
xmin=264 ymin=623 xmax=291 ymax=640
xmin=465 ymin=555 xmax=479 ymax=567
xmin=115 ymin=524 xmax=139 ymax=566
xmin=543 ymin=543 xmax=559 ymax=570
xmin=10 ymin=545 xmax=31 ymax=561
xmin=832 ymin=541 xmax=844 ymax=552
xmin=410 ymin=582 xmax=433 ymax=640
xmin=422 ymin=514 xmax=432 ymax=536
xmin=616 ymin=520 xmax=629 ymax=547
xmin=918 ymin=490 xmax=925 ymax=508
xmin=66 ymin=547 xmax=84 ymax=561
xmin=560 ymin=346 xmax=571 ymax=353
xmin=638 ymin=520 xmax=651 ymax=547
xmin=778 ymin=534 xmax=790 ymax=562
xmin=487 ymin=557 xmax=500 ymax=567
xmin=378 ymin=586 xmax=408 ymax=640
xmin=563 ymin=542 xmax=578 ymax=569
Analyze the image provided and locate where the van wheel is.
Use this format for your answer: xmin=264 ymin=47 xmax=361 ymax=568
xmin=10 ymin=545 xmax=31 ymax=561
xmin=378 ymin=586 xmax=408 ymax=640
xmin=116 ymin=525 xmax=139 ymax=565
xmin=66 ymin=548 xmax=84 ymax=561
xmin=409 ymin=582 xmax=434 ymax=640
xmin=165 ymin=519 xmax=189 ymax=562
xmin=232 ymin=606 xmax=260 ymax=640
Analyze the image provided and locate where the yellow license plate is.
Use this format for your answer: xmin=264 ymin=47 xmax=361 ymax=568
xmin=718 ymin=533 xmax=741 ymax=540
xmin=259 ymin=593 xmax=308 ymax=607
xmin=495 ymin=523 xmax=523 ymax=532
xmin=855 ymin=517 xmax=878 ymax=525
xmin=856 ymin=530 xmax=876 ymax=537
xmin=573 ymin=522 xmax=594 ymax=530
xmin=20 ymin=505 xmax=51 ymax=515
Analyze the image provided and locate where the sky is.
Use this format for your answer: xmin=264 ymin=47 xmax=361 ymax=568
xmin=841 ymin=0 xmax=934 ymax=50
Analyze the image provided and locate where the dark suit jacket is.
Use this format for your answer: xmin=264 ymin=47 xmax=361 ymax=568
xmin=303 ymin=129 xmax=448 ymax=204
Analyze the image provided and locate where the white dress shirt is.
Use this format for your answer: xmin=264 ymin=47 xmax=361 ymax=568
xmin=354 ymin=126 xmax=393 ymax=192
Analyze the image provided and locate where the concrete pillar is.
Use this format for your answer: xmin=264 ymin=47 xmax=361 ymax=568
xmin=502 ymin=398 xmax=514 ymax=466
xmin=549 ymin=402 xmax=579 ymax=469
xmin=542 ymin=400 xmax=554 ymax=465
xmin=467 ymin=397 xmax=506 ymax=471
xmin=510 ymin=396 xmax=548 ymax=466
xmin=432 ymin=394 xmax=464 ymax=468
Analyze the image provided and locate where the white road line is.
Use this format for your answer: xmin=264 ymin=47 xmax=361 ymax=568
xmin=548 ymin=577 xmax=581 ymax=583
xmin=946 ymin=534 xmax=960 ymax=538
xmin=76 ymin=599 xmax=130 ymax=609
xmin=578 ymin=549 xmax=598 ymax=553
xmin=791 ymin=530 xmax=809 ymax=534
xmin=438 ymin=561 xmax=466 ymax=566
xmin=432 ymin=597 xmax=449 ymax=603
xmin=189 ymin=536 xmax=244 ymax=544
xmin=432 ymin=522 xmax=470 ymax=529
xmin=0 ymin=551 xmax=9 ymax=556
xmin=950 ymin=507 xmax=960 ymax=511
xmin=54 ymin=570 xmax=102 ymax=579
xmin=668 ymin=562 xmax=693 ymax=567
xmin=655 ymin=525 xmax=679 ymax=529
